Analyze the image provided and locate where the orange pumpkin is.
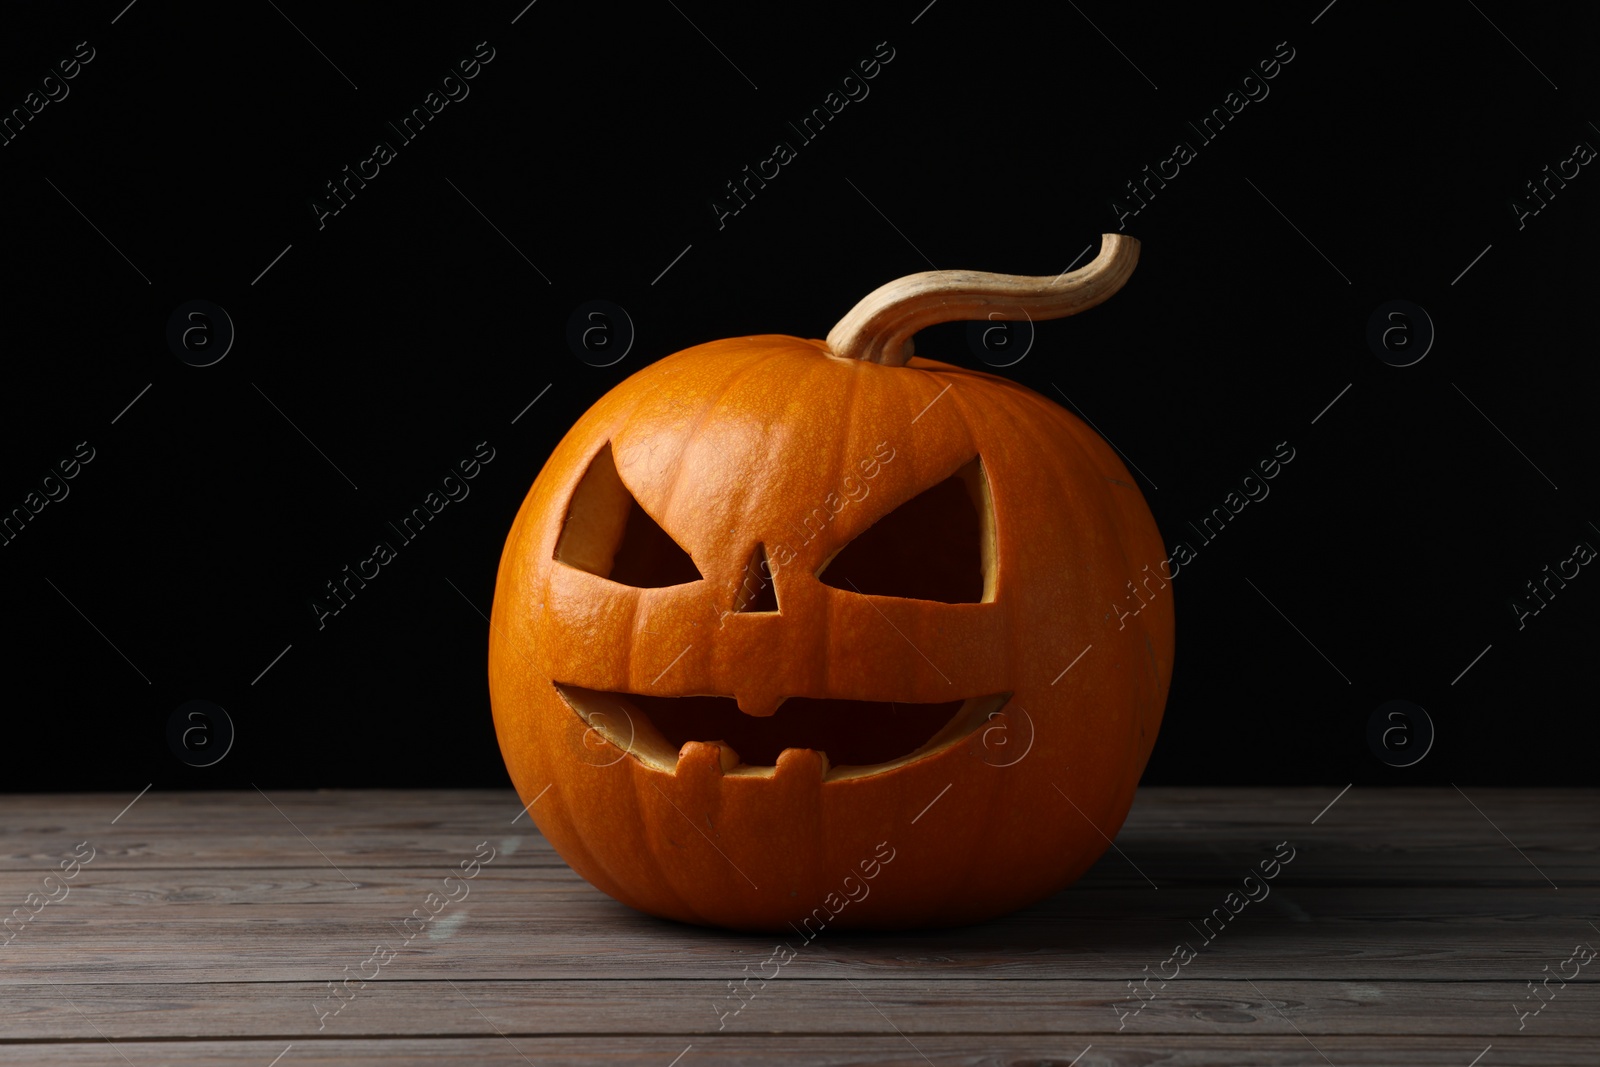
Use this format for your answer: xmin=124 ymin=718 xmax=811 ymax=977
xmin=489 ymin=234 xmax=1172 ymax=930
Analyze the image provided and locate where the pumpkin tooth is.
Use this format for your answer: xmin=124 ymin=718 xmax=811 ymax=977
xmin=677 ymin=739 xmax=742 ymax=775
xmin=774 ymin=747 xmax=830 ymax=780
xmin=735 ymin=691 xmax=784 ymax=718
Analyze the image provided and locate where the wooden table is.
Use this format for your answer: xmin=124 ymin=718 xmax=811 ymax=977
xmin=2 ymin=787 xmax=1594 ymax=1065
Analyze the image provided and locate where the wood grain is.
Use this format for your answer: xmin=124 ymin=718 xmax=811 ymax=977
xmin=2 ymin=1037 xmax=1594 ymax=1067
xmin=2 ymin=978 xmax=1597 ymax=1039
xmin=1 ymin=787 xmax=1593 ymax=1064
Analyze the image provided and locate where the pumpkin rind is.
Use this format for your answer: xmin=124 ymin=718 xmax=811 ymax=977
xmin=489 ymin=332 xmax=1172 ymax=931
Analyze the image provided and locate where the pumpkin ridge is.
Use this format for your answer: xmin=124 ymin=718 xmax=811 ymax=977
xmin=649 ymin=343 xmax=781 ymax=532
xmin=616 ymin=345 xmax=818 ymax=927
xmin=960 ymin=377 xmax=1101 ymax=904
xmin=751 ymin=345 xmax=835 ymax=707
xmin=1025 ymin=379 xmax=1168 ymax=849
xmin=920 ymin=366 xmax=1024 ymax=913
xmin=820 ymin=355 xmax=870 ymax=701
xmin=614 ymin=348 xmax=775 ymax=698
xmin=625 ymin=763 xmax=719 ymax=926
xmin=534 ymin=411 xmax=702 ymax=916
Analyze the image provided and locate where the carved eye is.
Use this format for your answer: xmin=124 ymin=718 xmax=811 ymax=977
xmin=817 ymin=456 xmax=993 ymax=603
xmin=554 ymin=443 xmax=703 ymax=587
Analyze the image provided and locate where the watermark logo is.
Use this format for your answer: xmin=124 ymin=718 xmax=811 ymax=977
xmin=0 ymin=41 xmax=96 ymax=149
xmin=167 ymin=700 xmax=235 ymax=767
xmin=311 ymin=42 xmax=497 ymax=230
xmin=566 ymin=300 xmax=634 ymax=368
xmin=314 ymin=840 xmax=496 ymax=1029
xmin=973 ymin=704 xmax=1035 ymax=767
xmin=715 ymin=839 xmax=897 ymax=1029
xmin=965 ymin=311 xmax=1034 ymax=368
xmin=1110 ymin=40 xmax=1296 ymax=230
xmin=710 ymin=41 xmax=897 ymax=230
xmin=1514 ymin=940 xmax=1596 ymax=1030
xmin=310 ymin=441 xmax=496 ymax=630
xmin=1510 ymin=535 xmax=1595 ymax=630
xmin=1115 ymin=841 xmax=1297 ymax=1029
xmin=168 ymin=300 xmax=235 ymax=367
xmin=1366 ymin=300 xmax=1433 ymax=367
xmin=1510 ymin=136 xmax=1595 ymax=231
xmin=577 ymin=700 xmax=637 ymax=768
xmin=1366 ymin=699 xmax=1433 ymax=768
xmin=0 ymin=440 xmax=95 ymax=550
xmin=2 ymin=842 xmax=95 ymax=950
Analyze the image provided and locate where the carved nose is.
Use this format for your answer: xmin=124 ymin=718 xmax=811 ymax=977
xmin=722 ymin=558 xmax=788 ymax=717
xmin=734 ymin=686 xmax=785 ymax=718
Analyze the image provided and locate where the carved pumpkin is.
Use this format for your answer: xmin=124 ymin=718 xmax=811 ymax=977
xmin=489 ymin=234 xmax=1172 ymax=930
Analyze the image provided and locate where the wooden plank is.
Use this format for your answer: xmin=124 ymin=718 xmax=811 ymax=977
xmin=4 ymin=906 xmax=1597 ymax=982
xmin=0 ymin=1036 xmax=1584 ymax=1067
xmin=3 ymin=867 xmax=1592 ymax=918
xmin=3 ymin=787 xmax=1594 ymax=855
xmin=1 ymin=979 xmax=1596 ymax=1039
xmin=2 ymin=787 xmax=1594 ymax=1063
xmin=1 ymin=789 xmax=1594 ymax=887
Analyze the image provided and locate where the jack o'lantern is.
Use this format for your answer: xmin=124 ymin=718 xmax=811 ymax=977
xmin=489 ymin=234 xmax=1172 ymax=930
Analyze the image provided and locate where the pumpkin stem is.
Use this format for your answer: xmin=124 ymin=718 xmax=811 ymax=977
xmin=824 ymin=233 xmax=1140 ymax=367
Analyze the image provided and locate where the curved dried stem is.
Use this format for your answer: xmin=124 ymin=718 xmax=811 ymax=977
xmin=825 ymin=233 xmax=1141 ymax=366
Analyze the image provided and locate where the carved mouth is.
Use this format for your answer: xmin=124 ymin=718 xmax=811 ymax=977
xmin=553 ymin=683 xmax=1012 ymax=780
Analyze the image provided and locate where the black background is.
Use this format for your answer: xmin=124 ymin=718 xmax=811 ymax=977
xmin=2 ymin=0 xmax=1595 ymax=792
